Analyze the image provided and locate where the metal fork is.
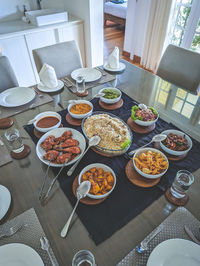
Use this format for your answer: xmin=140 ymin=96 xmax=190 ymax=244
xmin=0 ymin=223 xmax=26 ymax=239
xmin=96 ymin=67 xmax=107 ymax=76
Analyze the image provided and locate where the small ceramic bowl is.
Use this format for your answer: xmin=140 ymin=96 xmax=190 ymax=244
xmin=134 ymin=107 xmax=159 ymax=127
xmin=78 ymin=163 xmax=116 ymax=199
xmin=99 ymin=87 xmax=122 ymax=104
xmin=160 ymin=129 xmax=192 ymax=156
xmin=68 ymin=100 xmax=93 ymax=120
xmin=133 ymin=148 xmax=169 ymax=179
xmin=33 ymin=111 xmax=61 ymax=133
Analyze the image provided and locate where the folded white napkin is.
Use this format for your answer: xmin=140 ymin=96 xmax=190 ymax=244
xmin=106 ymin=46 xmax=119 ymax=69
xmin=39 ymin=63 xmax=58 ymax=88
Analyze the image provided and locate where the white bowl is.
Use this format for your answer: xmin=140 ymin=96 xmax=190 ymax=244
xmin=99 ymin=87 xmax=121 ymax=104
xmin=33 ymin=111 xmax=61 ymax=133
xmin=133 ymin=148 xmax=169 ymax=179
xmin=78 ymin=163 xmax=116 ymax=199
xmin=160 ymin=129 xmax=192 ymax=156
xmin=134 ymin=107 xmax=159 ymax=127
xmin=68 ymin=100 xmax=93 ymax=119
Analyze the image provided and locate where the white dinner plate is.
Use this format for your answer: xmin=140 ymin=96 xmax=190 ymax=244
xmin=36 ymin=127 xmax=86 ymax=167
xmin=0 ymin=243 xmax=44 ymax=266
xmin=71 ymin=68 xmax=102 ymax=83
xmin=0 ymin=185 xmax=11 ymax=220
xmin=0 ymin=87 xmax=36 ymax=107
xmin=147 ymin=239 xmax=200 ymax=266
xmin=103 ymin=62 xmax=126 ymax=72
xmin=37 ymin=80 xmax=64 ymax=93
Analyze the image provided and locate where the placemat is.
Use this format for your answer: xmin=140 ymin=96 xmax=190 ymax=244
xmin=117 ymin=207 xmax=200 ymax=266
xmin=0 ymin=208 xmax=58 ymax=266
xmin=0 ymin=89 xmax=53 ymax=119
xmin=0 ymin=136 xmax=12 ymax=167
xmin=24 ymin=92 xmax=200 ymax=245
xmin=63 ymin=68 xmax=116 ymax=93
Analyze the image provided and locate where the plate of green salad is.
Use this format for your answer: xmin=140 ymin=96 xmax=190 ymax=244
xmin=131 ymin=104 xmax=159 ymax=126
xmin=99 ymin=87 xmax=121 ymax=104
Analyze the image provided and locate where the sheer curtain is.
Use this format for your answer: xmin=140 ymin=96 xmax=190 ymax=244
xmin=140 ymin=0 xmax=172 ymax=72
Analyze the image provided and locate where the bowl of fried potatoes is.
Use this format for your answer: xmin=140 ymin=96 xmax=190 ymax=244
xmin=78 ymin=163 xmax=116 ymax=199
xmin=133 ymin=148 xmax=169 ymax=179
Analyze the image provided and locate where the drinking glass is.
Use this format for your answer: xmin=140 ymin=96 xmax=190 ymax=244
xmin=72 ymin=250 xmax=95 ymax=266
xmin=170 ymin=170 xmax=194 ymax=199
xmin=5 ymin=128 xmax=24 ymax=153
xmin=76 ymin=76 xmax=85 ymax=94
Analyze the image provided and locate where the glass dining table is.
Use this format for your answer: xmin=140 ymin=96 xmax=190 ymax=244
xmin=0 ymin=59 xmax=200 ymax=266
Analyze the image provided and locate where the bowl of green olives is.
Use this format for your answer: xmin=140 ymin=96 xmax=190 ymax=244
xmin=99 ymin=87 xmax=122 ymax=104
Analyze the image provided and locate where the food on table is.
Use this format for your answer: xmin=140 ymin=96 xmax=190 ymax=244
xmin=134 ymin=150 xmax=168 ymax=175
xmin=81 ymin=167 xmax=114 ymax=195
xmin=131 ymin=105 xmax=158 ymax=121
xmin=40 ymin=130 xmax=81 ymax=164
xmin=36 ymin=116 xmax=60 ymax=128
xmin=102 ymin=88 xmax=120 ymax=99
xmin=83 ymin=113 xmax=131 ymax=150
xmin=162 ymin=133 xmax=189 ymax=151
xmin=70 ymin=103 xmax=92 ymax=115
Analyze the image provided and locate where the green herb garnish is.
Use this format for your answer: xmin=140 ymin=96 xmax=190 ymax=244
xmin=121 ymin=139 xmax=131 ymax=149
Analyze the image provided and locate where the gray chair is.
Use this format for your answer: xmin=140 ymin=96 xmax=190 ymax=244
xmin=0 ymin=56 xmax=19 ymax=92
xmin=156 ymin=44 xmax=200 ymax=95
xmin=32 ymin=41 xmax=83 ymax=79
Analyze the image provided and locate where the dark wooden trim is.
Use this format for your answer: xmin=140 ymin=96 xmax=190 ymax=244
xmin=133 ymin=55 xmax=141 ymax=64
xmin=122 ymin=50 xmax=130 ymax=58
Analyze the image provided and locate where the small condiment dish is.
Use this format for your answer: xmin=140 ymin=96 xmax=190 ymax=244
xmin=33 ymin=111 xmax=61 ymax=133
xmin=99 ymin=87 xmax=121 ymax=104
xmin=68 ymin=100 xmax=93 ymax=120
xmin=160 ymin=129 xmax=192 ymax=156
xmin=78 ymin=163 xmax=116 ymax=199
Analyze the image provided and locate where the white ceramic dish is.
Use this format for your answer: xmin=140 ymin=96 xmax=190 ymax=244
xmin=0 ymin=185 xmax=11 ymax=221
xmin=0 ymin=243 xmax=44 ymax=266
xmin=68 ymin=100 xmax=93 ymax=119
xmin=33 ymin=111 xmax=61 ymax=133
xmin=103 ymin=62 xmax=126 ymax=72
xmin=78 ymin=163 xmax=116 ymax=199
xmin=99 ymin=87 xmax=121 ymax=104
xmin=160 ymin=129 xmax=193 ymax=156
xmin=133 ymin=148 xmax=169 ymax=179
xmin=134 ymin=107 xmax=159 ymax=127
xmin=36 ymin=127 xmax=86 ymax=167
xmin=0 ymin=87 xmax=36 ymax=107
xmin=147 ymin=239 xmax=200 ymax=266
xmin=37 ymin=80 xmax=64 ymax=93
xmin=71 ymin=68 xmax=102 ymax=83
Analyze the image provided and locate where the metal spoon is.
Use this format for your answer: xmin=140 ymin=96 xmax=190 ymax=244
xmin=40 ymin=236 xmax=56 ymax=266
xmin=67 ymin=135 xmax=101 ymax=176
xmin=138 ymin=103 xmax=148 ymax=110
xmin=128 ymin=134 xmax=167 ymax=156
xmin=27 ymin=118 xmax=37 ymax=125
xmin=60 ymin=181 xmax=91 ymax=238
xmin=68 ymin=93 xmax=105 ymax=105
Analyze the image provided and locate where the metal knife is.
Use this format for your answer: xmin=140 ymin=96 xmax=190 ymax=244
xmin=184 ymin=225 xmax=200 ymax=245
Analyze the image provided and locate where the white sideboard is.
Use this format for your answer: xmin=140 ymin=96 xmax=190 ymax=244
xmin=0 ymin=16 xmax=85 ymax=86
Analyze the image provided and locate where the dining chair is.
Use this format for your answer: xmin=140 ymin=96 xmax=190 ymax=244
xmin=32 ymin=41 xmax=83 ymax=79
xmin=0 ymin=56 xmax=19 ymax=92
xmin=156 ymin=44 xmax=200 ymax=95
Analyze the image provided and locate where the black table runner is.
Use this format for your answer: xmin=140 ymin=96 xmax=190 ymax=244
xmin=24 ymin=92 xmax=200 ymax=244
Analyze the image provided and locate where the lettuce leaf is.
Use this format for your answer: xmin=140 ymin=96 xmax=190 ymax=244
xmin=121 ymin=139 xmax=131 ymax=149
xmin=131 ymin=105 xmax=140 ymax=121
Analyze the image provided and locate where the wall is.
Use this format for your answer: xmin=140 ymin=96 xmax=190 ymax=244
xmin=124 ymin=0 xmax=150 ymax=58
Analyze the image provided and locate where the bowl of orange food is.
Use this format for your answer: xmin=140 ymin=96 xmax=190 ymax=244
xmin=68 ymin=100 xmax=93 ymax=119
xmin=133 ymin=148 xmax=169 ymax=179
xmin=78 ymin=163 xmax=116 ymax=199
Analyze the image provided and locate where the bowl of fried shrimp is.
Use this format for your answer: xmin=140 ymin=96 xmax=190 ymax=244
xmin=133 ymin=148 xmax=169 ymax=179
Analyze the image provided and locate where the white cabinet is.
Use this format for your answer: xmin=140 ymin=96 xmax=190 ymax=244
xmin=0 ymin=20 xmax=85 ymax=87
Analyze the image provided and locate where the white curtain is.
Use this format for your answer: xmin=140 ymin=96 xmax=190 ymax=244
xmin=141 ymin=0 xmax=172 ymax=72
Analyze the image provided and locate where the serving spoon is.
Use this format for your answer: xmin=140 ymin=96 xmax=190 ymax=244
xmin=128 ymin=134 xmax=167 ymax=156
xmin=138 ymin=103 xmax=148 ymax=110
xmin=60 ymin=181 xmax=91 ymax=238
xmin=67 ymin=135 xmax=101 ymax=176
xmin=68 ymin=92 xmax=105 ymax=105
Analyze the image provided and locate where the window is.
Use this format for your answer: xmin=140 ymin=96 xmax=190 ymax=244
xmin=155 ymin=80 xmax=170 ymax=105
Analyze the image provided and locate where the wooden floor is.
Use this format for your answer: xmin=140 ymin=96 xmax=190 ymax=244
xmin=104 ymin=21 xmax=150 ymax=71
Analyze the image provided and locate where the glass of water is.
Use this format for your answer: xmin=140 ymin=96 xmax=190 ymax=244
xmin=72 ymin=250 xmax=95 ymax=266
xmin=5 ymin=128 xmax=24 ymax=154
xmin=170 ymin=170 xmax=194 ymax=199
xmin=76 ymin=76 xmax=85 ymax=94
